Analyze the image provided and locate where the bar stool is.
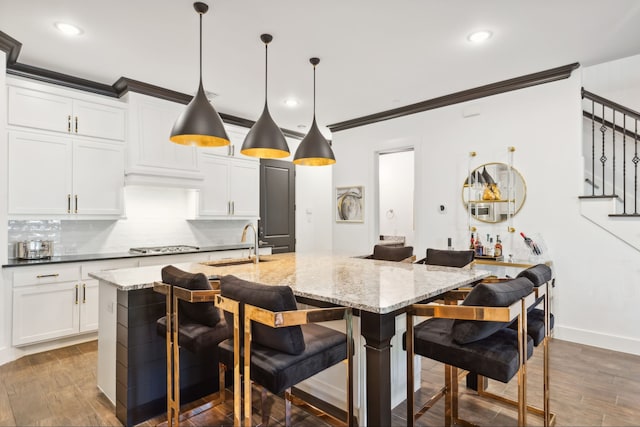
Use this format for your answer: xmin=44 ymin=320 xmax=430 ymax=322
xmin=405 ymin=277 xmax=536 ymax=426
xmin=415 ymin=248 xmax=475 ymax=268
xmin=367 ymin=244 xmax=415 ymax=262
xmin=153 ymin=265 xmax=241 ymax=426
xmin=455 ymin=264 xmax=555 ymax=425
xmin=217 ymin=274 xmax=354 ymax=427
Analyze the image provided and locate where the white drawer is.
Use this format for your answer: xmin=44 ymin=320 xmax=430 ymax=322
xmin=13 ymin=265 xmax=81 ymax=287
xmin=81 ymin=259 xmax=139 ymax=279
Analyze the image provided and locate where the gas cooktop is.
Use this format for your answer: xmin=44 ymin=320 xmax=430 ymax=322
xmin=128 ymin=245 xmax=200 ymax=255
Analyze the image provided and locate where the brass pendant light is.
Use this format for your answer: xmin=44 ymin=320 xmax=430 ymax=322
xmin=293 ymin=58 xmax=336 ymax=166
xmin=240 ymin=34 xmax=290 ymax=158
xmin=170 ymin=2 xmax=229 ymax=147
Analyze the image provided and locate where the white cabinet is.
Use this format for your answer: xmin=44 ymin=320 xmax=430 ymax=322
xmin=8 ymin=85 xmax=125 ymax=141
xmin=125 ymin=93 xmax=203 ymax=184
xmin=11 ymin=259 xmax=140 ymax=347
xmin=7 ymin=131 xmax=124 ymax=217
xmin=195 ymin=154 xmax=260 ymax=218
xmin=205 ymin=123 xmax=257 ymax=161
xmin=12 ymin=264 xmax=85 ymax=346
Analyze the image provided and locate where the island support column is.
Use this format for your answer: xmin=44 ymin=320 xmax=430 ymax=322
xmin=360 ymin=310 xmax=397 ymax=426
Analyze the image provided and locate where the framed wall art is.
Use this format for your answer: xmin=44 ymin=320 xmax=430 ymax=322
xmin=336 ymin=186 xmax=364 ymax=222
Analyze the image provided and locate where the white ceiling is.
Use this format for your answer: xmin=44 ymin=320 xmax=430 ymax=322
xmin=2 ymin=0 xmax=640 ymax=135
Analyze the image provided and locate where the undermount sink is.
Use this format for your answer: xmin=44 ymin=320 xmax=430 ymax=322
xmin=200 ymin=257 xmax=272 ymax=267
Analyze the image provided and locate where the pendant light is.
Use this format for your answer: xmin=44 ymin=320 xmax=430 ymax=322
xmin=293 ymin=58 xmax=336 ymax=166
xmin=240 ymin=34 xmax=290 ymax=158
xmin=170 ymin=2 xmax=229 ymax=147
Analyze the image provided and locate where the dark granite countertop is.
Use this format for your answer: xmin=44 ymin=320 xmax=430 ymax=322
xmin=2 ymin=243 xmax=253 ymax=268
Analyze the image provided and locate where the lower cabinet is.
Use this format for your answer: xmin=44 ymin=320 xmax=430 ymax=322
xmin=12 ymin=279 xmax=96 ymax=346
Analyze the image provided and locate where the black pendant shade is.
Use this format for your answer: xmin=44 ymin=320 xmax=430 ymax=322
xmin=241 ymin=34 xmax=290 ymax=158
xmin=170 ymin=2 xmax=229 ymax=147
xmin=293 ymin=58 xmax=336 ymax=166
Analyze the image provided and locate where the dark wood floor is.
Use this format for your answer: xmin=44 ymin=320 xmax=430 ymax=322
xmin=1 ymin=338 xmax=639 ymax=426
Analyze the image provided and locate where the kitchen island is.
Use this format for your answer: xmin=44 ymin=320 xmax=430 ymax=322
xmin=91 ymin=252 xmax=490 ymax=426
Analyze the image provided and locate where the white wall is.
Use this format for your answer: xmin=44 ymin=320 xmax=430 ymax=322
xmin=378 ymin=150 xmax=415 ymax=245
xmin=332 ymin=70 xmax=640 ymax=355
xmin=582 ymin=53 xmax=640 ymax=110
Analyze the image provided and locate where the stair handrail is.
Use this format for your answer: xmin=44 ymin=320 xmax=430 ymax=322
xmin=582 ymin=88 xmax=640 ymax=122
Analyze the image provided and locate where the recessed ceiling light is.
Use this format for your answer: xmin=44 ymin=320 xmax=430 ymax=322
xmin=467 ymin=30 xmax=492 ymax=43
xmin=54 ymin=22 xmax=83 ymax=36
xmin=284 ymin=98 xmax=299 ymax=108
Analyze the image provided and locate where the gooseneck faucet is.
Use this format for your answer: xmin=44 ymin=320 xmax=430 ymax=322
xmin=241 ymin=223 xmax=259 ymax=263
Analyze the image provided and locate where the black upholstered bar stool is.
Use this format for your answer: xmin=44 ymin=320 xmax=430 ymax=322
xmin=415 ymin=248 xmax=475 ymax=268
xmin=405 ymin=277 xmax=536 ymax=426
xmin=367 ymin=244 xmax=415 ymax=262
xmin=217 ymin=275 xmax=354 ymax=427
xmin=154 ymin=265 xmax=241 ymax=426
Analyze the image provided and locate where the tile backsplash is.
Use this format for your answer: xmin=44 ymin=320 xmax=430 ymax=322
xmin=7 ymin=187 xmax=254 ymax=258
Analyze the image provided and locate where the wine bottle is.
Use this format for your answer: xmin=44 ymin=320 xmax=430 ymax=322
xmin=494 ymin=235 xmax=503 ymax=257
xmin=469 ymin=233 xmax=475 ymax=250
xmin=520 ymin=232 xmax=541 ymax=255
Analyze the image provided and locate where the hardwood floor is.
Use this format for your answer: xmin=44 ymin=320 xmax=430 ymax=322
xmin=0 ymin=338 xmax=639 ymax=426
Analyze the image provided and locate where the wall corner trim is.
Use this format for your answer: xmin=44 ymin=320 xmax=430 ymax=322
xmin=0 ymin=31 xmax=21 ymax=65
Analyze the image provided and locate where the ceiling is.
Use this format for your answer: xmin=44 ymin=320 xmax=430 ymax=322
xmin=2 ymin=0 xmax=640 ymax=136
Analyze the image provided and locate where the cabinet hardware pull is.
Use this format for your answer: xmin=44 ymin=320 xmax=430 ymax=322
xmin=68 ymin=115 xmax=71 ymax=132
xmin=228 ymin=201 xmax=231 ymax=215
xmin=75 ymin=194 xmax=78 ymax=214
xmin=82 ymin=283 xmax=86 ymax=304
xmin=75 ymin=116 xmax=78 ymax=133
xmin=36 ymin=273 xmax=59 ymax=278
xmin=231 ymin=201 xmax=235 ymax=215
xmin=231 ymin=145 xmax=235 ymax=156
xmin=67 ymin=194 xmax=71 ymax=213
xmin=75 ymin=285 xmax=79 ymax=304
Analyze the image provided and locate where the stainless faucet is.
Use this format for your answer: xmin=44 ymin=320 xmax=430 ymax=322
xmin=241 ymin=223 xmax=259 ymax=263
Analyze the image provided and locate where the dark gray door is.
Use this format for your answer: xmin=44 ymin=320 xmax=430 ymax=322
xmin=259 ymin=159 xmax=295 ymax=253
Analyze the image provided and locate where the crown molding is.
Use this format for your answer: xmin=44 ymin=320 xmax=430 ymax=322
xmin=328 ymin=62 xmax=580 ymax=132
xmin=0 ymin=30 xmax=21 ymax=65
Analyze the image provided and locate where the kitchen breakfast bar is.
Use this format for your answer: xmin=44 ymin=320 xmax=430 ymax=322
xmin=90 ymin=252 xmax=490 ymax=426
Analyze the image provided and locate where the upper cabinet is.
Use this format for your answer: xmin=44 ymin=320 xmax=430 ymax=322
xmin=8 ymin=84 xmax=126 ymax=141
xmin=8 ymin=131 xmax=125 ymax=217
xmin=191 ymin=154 xmax=260 ymax=219
xmin=6 ymin=78 xmax=126 ymax=219
xmin=125 ymin=93 xmax=203 ymax=185
xmin=205 ymin=123 xmax=257 ymax=161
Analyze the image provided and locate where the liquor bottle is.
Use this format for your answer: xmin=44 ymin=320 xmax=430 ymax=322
xmin=520 ymin=232 xmax=541 ymax=255
xmin=447 ymin=237 xmax=453 ymax=250
xmin=487 ymin=237 xmax=495 ymax=257
xmin=474 ymin=234 xmax=483 ymax=256
xmin=494 ymin=235 xmax=503 ymax=257
xmin=469 ymin=233 xmax=475 ymax=250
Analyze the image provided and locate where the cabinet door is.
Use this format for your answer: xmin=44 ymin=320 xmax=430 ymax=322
xmin=198 ymin=154 xmax=231 ymax=216
xmin=229 ymin=160 xmax=260 ymax=217
xmin=13 ymin=282 xmax=80 ymax=346
xmin=72 ymin=139 xmax=124 ymax=216
xmin=8 ymin=131 xmax=73 ymax=215
xmin=130 ymin=96 xmax=200 ymax=175
xmin=72 ymin=100 xmax=126 ymax=141
xmin=79 ymin=279 xmax=99 ymax=332
xmin=8 ymin=86 xmax=72 ymax=134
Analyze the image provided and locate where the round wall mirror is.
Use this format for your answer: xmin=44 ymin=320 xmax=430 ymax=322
xmin=461 ymin=162 xmax=526 ymax=223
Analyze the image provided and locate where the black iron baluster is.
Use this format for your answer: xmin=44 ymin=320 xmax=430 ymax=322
xmin=592 ymin=100 xmax=595 ymax=196
xmin=632 ymin=119 xmax=640 ymax=215
xmin=622 ymin=115 xmax=628 ymax=213
xmin=601 ymin=104 xmax=606 ymax=195
xmin=612 ymin=108 xmax=616 ymax=197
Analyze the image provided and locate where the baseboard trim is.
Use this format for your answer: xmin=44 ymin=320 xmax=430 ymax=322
xmin=554 ymin=325 xmax=640 ymax=356
xmin=0 ymin=333 xmax=97 ymax=367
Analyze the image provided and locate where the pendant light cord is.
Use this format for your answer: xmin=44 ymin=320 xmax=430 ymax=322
xmin=199 ymin=12 xmax=203 ymax=83
xmin=264 ymin=42 xmax=268 ymax=103
xmin=313 ymin=64 xmax=316 ymax=117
